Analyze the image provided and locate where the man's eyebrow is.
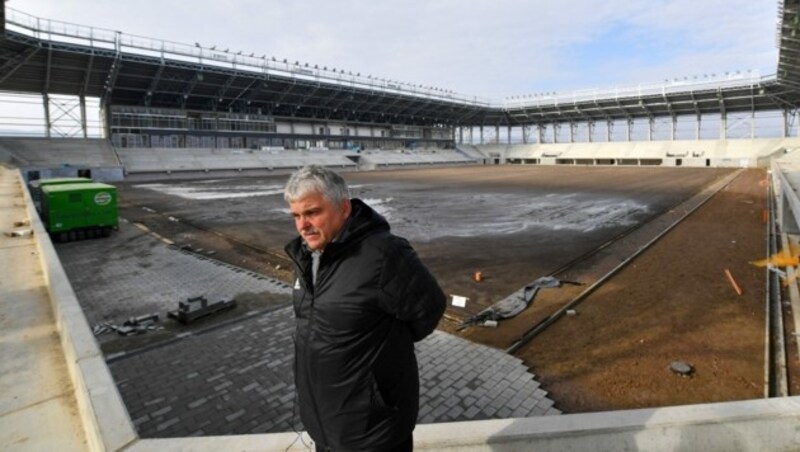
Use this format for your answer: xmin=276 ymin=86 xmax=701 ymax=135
xmin=292 ymin=206 xmax=322 ymax=215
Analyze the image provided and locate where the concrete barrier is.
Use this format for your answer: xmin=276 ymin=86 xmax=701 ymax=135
xmin=19 ymin=169 xmax=138 ymax=452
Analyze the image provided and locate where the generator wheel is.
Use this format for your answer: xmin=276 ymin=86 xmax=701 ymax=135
xmin=101 ymin=227 xmax=111 ymax=238
xmin=77 ymin=229 xmax=86 ymax=241
xmin=87 ymin=228 xmax=97 ymax=239
xmin=68 ymin=231 xmax=77 ymax=241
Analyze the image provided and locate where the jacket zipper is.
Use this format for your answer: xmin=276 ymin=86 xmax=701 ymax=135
xmin=289 ymin=252 xmax=330 ymax=449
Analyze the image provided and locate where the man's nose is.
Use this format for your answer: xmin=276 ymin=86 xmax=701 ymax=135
xmin=297 ymin=217 xmax=310 ymax=230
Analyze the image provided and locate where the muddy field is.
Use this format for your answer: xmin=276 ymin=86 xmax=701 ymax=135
xmin=113 ymin=164 xmax=773 ymax=412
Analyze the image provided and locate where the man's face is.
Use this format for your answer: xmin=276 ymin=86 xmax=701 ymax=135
xmin=289 ymin=191 xmax=351 ymax=251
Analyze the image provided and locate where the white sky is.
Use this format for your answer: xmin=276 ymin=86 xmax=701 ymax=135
xmin=12 ymin=0 xmax=780 ymax=100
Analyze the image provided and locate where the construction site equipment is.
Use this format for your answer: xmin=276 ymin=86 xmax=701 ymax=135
xmin=168 ymin=296 xmax=236 ymax=324
xmin=39 ymin=182 xmax=118 ymax=242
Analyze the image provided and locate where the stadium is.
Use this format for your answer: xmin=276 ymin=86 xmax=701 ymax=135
xmin=2 ymin=1 xmax=800 ymax=451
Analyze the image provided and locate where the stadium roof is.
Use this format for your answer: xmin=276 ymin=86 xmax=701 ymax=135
xmin=0 ymin=2 xmax=799 ymax=128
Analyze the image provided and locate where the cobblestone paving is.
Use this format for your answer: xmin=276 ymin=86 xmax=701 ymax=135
xmin=55 ymin=219 xmax=291 ymax=325
xmin=58 ymin=219 xmax=559 ymax=438
xmin=108 ymin=309 xmax=559 ymax=437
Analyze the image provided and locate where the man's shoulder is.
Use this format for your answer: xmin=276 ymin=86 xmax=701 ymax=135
xmin=358 ymin=231 xmax=416 ymax=263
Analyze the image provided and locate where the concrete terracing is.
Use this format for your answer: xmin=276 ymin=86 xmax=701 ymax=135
xmin=495 ymin=137 xmax=800 ymax=167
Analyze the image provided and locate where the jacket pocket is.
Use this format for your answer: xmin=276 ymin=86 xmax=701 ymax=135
xmin=369 ymin=371 xmax=398 ymax=413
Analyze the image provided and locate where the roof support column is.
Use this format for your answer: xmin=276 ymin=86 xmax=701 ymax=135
xmin=696 ymin=113 xmax=702 ymax=140
xmin=751 ymin=109 xmax=756 ymax=139
xmin=480 ymin=125 xmax=484 ymax=145
xmin=671 ymin=114 xmax=677 ymax=141
xmin=606 ymin=119 xmax=613 ymax=142
xmin=507 ymin=125 xmax=511 ymax=145
xmin=522 ymin=125 xmax=529 ymax=144
xmin=42 ymin=93 xmax=51 ymax=139
xmin=588 ymin=120 xmax=595 ymax=143
xmin=626 ymin=117 xmax=633 ymax=142
xmin=459 ymin=126 xmax=464 ymax=144
xmin=553 ymin=123 xmax=560 ymax=144
xmin=569 ymin=121 xmax=576 ymax=143
xmin=648 ymin=116 xmax=654 ymax=141
xmin=720 ymin=110 xmax=727 ymax=140
xmin=80 ymin=95 xmax=88 ymax=138
xmin=495 ymin=125 xmax=500 ymax=144
xmin=783 ymin=109 xmax=789 ymax=138
xmin=537 ymin=124 xmax=545 ymax=144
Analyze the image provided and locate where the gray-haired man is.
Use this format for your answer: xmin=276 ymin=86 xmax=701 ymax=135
xmin=284 ymin=165 xmax=446 ymax=451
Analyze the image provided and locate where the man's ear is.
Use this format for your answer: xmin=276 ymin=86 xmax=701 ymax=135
xmin=342 ymin=198 xmax=352 ymax=217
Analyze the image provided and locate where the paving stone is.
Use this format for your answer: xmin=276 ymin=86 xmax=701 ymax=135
xmin=61 ymin=221 xmax=557 ymax=438
xmin=156 ymin=417 xmax=181 ymax=431
xmin=187 ymin=397 xmax=208 ymax=409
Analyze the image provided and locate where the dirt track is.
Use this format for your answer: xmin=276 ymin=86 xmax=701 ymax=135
xmin=113 ymin=165 xmax=773 ymax=412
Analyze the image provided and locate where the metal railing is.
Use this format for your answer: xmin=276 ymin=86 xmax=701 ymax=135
xmin=503 ymin=70 xmax=775 ymax=109
xmin=4 ymin=7 xmax=492 ymax=108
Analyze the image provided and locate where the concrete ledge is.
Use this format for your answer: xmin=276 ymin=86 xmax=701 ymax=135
xmin=19 ymin=169 xmax=138 ymax=452
xmin=123 ymin=433 xmax=315 ymax=452
xmin=411 ymin=397 xmax=800 ymax=451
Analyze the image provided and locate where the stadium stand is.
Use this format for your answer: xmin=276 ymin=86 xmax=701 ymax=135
xmin=0 ymin=137 xmax=119 ymax=167
xmin=455 ymin=144 xmax=490 ymax=160
xmin=116 ymin=147 xmax=358 ymax=176
xmin=494 ymin=137 xmax=800 ymax=167
xmin=0 ymin=137 xmax=125 ymax=181
xmin=356 ymin=149 xmax=477 ymax=169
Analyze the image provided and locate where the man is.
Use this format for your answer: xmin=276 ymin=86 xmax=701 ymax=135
xmin=284 ymin=165 xmax=446 ymax=452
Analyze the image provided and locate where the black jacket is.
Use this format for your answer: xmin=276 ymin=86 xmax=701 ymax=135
xmin=285 ymin=198 xmax=446 ymax=451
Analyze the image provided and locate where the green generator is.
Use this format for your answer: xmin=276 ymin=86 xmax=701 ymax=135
xmin=28 ymin=177 xmax=92 ymax=212
xmin=40 ymin=182 xmax=119 ymax=242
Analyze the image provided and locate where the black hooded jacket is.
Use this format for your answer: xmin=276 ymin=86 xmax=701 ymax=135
xmin=285 ymin=198 xmax=446 ymax=451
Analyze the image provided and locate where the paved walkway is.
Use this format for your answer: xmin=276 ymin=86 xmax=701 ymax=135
xmin=58 ymin=219 xmax=559 ymax=438
xmin=0 ymin=166 xmax=87 ymax=451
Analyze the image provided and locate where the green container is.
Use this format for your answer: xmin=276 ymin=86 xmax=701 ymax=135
xmin=40 ymin=182 xmax=118 ymax=239
xmin=28 ymin=177 xmax=93 ymax=212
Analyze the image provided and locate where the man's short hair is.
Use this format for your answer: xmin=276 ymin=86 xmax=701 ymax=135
xmin=284 ymin=165 xmax=350 ymax=204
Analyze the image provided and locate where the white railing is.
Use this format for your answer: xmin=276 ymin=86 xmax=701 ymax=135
xmin=503 ymin=70 xmax=776 ymax=109
xmin=4 ymin=7 xmax=493 ymax=108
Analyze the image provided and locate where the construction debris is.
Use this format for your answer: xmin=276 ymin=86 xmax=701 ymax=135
xmin=168 ymin=295 xmax=236 ymax=324
xmin=724 ymin=268 xmax=743 ymax=296
xmin=92 ymin=312 xmax=162 ymax=336
xmin=451 ymin=295 xmax=468 ymax=308
xmin=5 ymin=228 xmax=33 ymax=237
xmin=458 ymin=276 xmax=583 ymax=330
xmin=670 ymin=361 xmax=694 ymax=377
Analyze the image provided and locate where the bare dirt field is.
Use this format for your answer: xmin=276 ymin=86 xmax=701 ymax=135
xmin=113 ymin=164 xmax=772 ymax=412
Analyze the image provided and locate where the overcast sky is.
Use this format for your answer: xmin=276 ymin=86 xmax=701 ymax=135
xmin=13 ymin=0 xmax=780 ymax=100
